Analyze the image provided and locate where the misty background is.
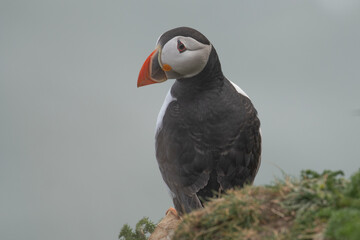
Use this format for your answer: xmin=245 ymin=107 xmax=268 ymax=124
xmin=1 ymin=1 xmax=359 ymax=239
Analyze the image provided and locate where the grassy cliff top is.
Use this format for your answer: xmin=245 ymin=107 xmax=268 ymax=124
xmin=120 ymin=169 xmax=360 ymax=240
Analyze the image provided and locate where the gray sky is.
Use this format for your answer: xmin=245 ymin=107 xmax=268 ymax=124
xmin=1 ymin=1 xmax=360 ymax=239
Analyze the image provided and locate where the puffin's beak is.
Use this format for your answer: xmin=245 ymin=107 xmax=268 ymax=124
xmin=137 ymin=48 xmax=168 ymax=87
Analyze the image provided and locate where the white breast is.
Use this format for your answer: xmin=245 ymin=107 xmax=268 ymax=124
xmin=229 ymin=80 xmax=250 ymax=99
xmin=155 ymin=89 xmax=177 ymax=135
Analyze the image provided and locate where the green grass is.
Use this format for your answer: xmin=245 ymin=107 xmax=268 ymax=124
xmin=119 ymin=169 xmax=360 ymax=240
xmin=119 ymin=217 xmax=156 ymax=240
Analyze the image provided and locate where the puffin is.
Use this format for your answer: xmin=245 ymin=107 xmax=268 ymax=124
xmin=137 ymin=27 xmax=261 ymax=215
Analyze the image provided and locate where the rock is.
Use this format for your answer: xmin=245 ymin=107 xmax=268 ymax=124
xmin=149 ymin=208 xmax=181 ymax=240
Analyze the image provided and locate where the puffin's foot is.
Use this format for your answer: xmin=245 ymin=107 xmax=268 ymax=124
xmin=166 ymin=207 xmax=180 ymax=218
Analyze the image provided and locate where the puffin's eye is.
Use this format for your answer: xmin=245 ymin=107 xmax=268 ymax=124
xmin=177 ymin=40 xmax=186 ymax=53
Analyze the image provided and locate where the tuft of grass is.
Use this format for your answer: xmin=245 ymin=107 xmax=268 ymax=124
xmin=326 ymin=208 xmax=360 ymax=240
xmin=281 ymin=170 xmax=346 ymax=239
xmin=119 ymin=217 xmax=156 ymax=240
xmin=325 ymin=169 xmax=360 ymax=240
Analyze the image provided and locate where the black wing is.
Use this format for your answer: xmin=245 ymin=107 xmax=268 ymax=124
xmin=156 ymin=99 xmax=211 ymax=214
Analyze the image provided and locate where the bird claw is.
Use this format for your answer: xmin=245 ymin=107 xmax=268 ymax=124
xmin=166 ymin=207 xmax=180 ymax=218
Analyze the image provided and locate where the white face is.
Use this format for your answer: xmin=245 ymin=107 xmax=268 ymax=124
xmin=158 ymin=36 xmax=212 ymax=79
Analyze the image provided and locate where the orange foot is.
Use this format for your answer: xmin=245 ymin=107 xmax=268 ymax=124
xmin=166 ymin=207 xmax=180 ymax=218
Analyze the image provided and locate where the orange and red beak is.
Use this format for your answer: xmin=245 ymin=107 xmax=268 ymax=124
xmin=137 ymin=48 xmax=168 ymax=87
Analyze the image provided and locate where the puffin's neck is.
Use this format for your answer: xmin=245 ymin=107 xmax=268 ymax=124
xmin=171 ymin=47 xmax=224 ymax=98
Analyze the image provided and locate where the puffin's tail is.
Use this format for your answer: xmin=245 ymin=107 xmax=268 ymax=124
xmin=173 ymin=193 xmax=202 ymax=215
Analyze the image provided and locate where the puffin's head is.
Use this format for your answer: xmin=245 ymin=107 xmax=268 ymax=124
xmin=137 ymin=27 xmax=213 ymax=87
